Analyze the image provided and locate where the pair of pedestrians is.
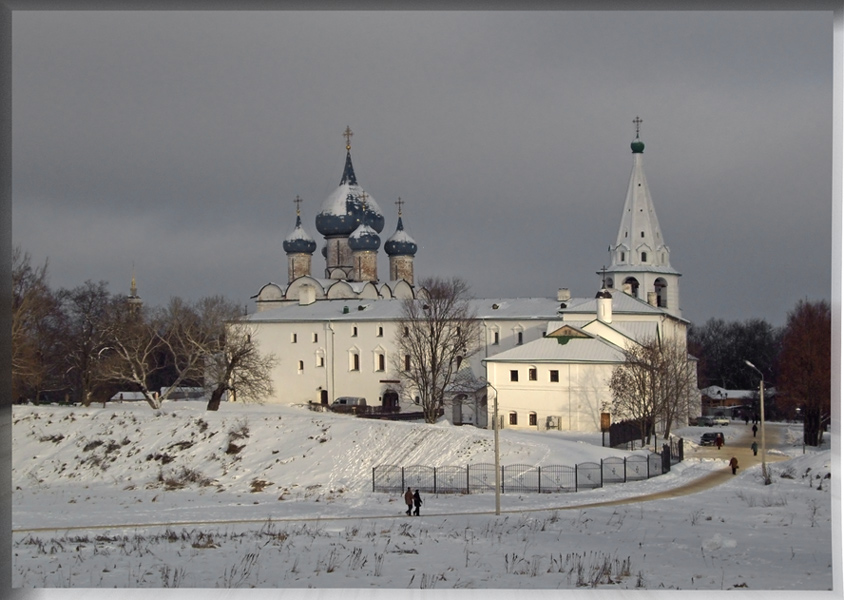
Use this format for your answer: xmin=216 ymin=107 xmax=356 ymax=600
xmin=404 ymin=487 xmax=422 ymax=516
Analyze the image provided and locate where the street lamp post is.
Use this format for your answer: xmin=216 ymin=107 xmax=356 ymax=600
xmin=487 ymin=381 xmax=501 ymax=516
xmin=744 ymin=360 xmax=771 ymax=485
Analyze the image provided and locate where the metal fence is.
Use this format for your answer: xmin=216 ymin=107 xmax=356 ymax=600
xmin=373 ymin=452 xmax=666 ymax=494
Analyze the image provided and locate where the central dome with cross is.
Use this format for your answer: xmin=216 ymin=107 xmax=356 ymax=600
xmin=315 ymin=126 xmax=385 ymax=237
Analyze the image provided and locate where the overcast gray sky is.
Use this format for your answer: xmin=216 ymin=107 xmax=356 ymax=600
xmin=11 ymin=10 xmax=834 ymax=327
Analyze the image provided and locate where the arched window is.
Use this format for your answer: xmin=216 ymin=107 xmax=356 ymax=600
xmin=509 ymin=412 xmax=518 ymax=426
xmin=623 ymin=277 xmax=640 ymax=298
xmin=641 ymin=251 xmax=648 ymax=262
xmin=654 ymin=278 xmax=668 ymax=308
xmin=529 ymin=412 xmax=537 ymax=427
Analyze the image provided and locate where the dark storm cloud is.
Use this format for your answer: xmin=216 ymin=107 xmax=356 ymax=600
xmin=12 ymin=11 xmax=833 ymax=325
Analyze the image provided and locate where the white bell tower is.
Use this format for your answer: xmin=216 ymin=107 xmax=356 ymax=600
xmin=602 ymin=117 xmax=682 ymax=319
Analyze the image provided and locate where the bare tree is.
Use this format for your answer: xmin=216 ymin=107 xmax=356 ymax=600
xmin=102 ymin=295 xmax=276 ymax=411
xmin=99 ymin=299 xmax=171 ymax=409
xmin=205 ymin=320 xmax=277 ymax=411
xmin=607 ymin=336 xmax=697 ymax=444
xmin=56 ymin=281 xmax=114 ymax=406
xmin=12 ymin=247 xmax=61 ymax=402
xmin=777 ymin=299 xmax=830 ymax=446
xmin=393 ymin=277 xmax=480 ymax=424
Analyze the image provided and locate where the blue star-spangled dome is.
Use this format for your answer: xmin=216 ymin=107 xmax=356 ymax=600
xmin=283 ymin=215 xmax=317 ymax=254
xmin=384 ymin=216 xmax=418 ymax=256
xmin=315 ymin=148 xmax=385 ymax=236
xmin=349 ymin=223 xmax=381 ymax=251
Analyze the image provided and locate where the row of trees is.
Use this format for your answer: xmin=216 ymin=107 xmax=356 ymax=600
xmin=690 ymin=301 xmax=830 ymax=445
xmin=12 ymin=247 xmax=276 ymax=411
xmin=605 ymin=298 xmax=830 ymax=447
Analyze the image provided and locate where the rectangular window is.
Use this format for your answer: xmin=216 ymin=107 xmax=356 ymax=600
xmin=377 ymin=326 xmax=384 ymax=337
xmin=291 ymin=333 xmax=297 ymax=343
xmin=404 ymin=355 xmax=411 ymax=371
xmin=510 ymin=370 xmax=519 ymax=382
xmin=317 ymin=356 xmax=325 ymax=367
xmin=313 ymin=333 xmax=318 ymax=343
xmin=493 ymin=331 xmax=499 ymax=345
xmin=377 ymin=354 xmax=385 ymax=371
xmin=509 ymin=412 xmax=518 ymax=425
xmin=352 ymin=326 xmax=358 ymax=337
xmin=529 ymin=368 xmax=537 ymax=381
xmin=529 ymin=413 xmax=537 ymax=427
xmin=517 ymin=332 xmax=523 ymax=345
xmin=550 ymin=370 xmax=559 ymax=383
xmin=297 ymin=360 xmax=304 ymax=373
xmin=352 ymin=354 xmax=360 ymax=371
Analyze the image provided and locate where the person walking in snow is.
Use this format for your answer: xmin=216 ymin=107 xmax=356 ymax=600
xmin=729 ymin=456 xmax=739 ymax=475
xmin=715 ymin=433 xmax=723 ymax=450
xmin=751 ymin=441 xmax=758 ymax=456
xmin=752 ymin=424 xmax=758 ymax=438
xmin=412 ymin=489 xmax=422 ymax=516
xmin=404 ymin=487 xmax=413 ymax=516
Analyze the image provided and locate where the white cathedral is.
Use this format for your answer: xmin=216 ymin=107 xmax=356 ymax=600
xmin=239 ymin=124 xmax=699 ymax=432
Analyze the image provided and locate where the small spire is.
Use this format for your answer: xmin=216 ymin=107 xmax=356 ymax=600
xmin=395 ymin=197 xmax=404 ymax=217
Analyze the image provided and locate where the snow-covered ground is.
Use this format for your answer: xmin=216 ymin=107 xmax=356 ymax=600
xmin=12 ymin=402 xmax=835 ymax=591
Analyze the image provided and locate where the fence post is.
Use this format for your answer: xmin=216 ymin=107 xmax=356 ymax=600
xmin=575 ymin=464 xmax=578 ymax=492
xmin=466 ymin=465 xmax=470 ymax=495
xmin=434 ymin=467 xmax=437 ymax=494
xmin=372 ymin=467 xmax=375 ymax=492
xmin=679 ymin=438 xmax=684 ymax=462
xmin=402 ymin=467 xmax=405 ymax=491
xmin=623 ymin=457 xmax=627 ymax=483
xmin=600 ymin=459 xmax=604 ymax=487
xmin=501 ymin=465 xmax=505 ymax=493
xmin=538 ymin=466 xmax=541 ymax=494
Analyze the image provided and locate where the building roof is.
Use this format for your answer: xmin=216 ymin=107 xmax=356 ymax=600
xmin=483 ymin=334 xmax=626 ymax=365
xmin=244 ymin=293 xmax=682 ymax=324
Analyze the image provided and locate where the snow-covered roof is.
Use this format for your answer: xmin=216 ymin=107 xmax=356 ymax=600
xmin=484 ymin=335 xmax=626 ymax=364
xmin=700 ymin=385 xmax=772 ymax=399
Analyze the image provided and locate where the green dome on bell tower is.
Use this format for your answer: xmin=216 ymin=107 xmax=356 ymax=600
xmin=631 ymin=138 xmax=645 ymax=153
xmin=631 ymin=115 xmax=644 ymax=153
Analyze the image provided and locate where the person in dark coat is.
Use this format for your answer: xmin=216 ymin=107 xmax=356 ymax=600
xmin=751 ymin=441 xmax=758 ymax=456
xmin=412 ymin=489 xmax=422 ymax=516
xmin=752 ymin=424 xmax=758 ymax=438
xmin=404 ymin=487 xmax=413 ymax=516
xmin=729 ymin=456 xmax=739 ymax=475
xmin=715 ymin=433 xmax=723 ymax=450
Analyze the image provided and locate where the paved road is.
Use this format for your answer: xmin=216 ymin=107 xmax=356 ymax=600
xmin=561 ymin=421 xmax=788 ymax=510
xmin=13 ymin=422 xmax=790 ymax=533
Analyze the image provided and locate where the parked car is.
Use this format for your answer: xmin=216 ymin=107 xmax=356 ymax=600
xmin=712 ymin=416 xmax=730 ymax=426
xmin=695 ymin=416 xmax=714 ymax=427
xmin=699 ymin=431 xmax=724 ymax=446
xmin=330 ymin=396 xmax=367 ymax=413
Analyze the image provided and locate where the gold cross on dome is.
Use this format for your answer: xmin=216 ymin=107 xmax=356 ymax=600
xmin=633 ymin=116 xmax=643 ymax=138
xmin=395 ymin=197 xmax=404 ymax=216
xmin=294 ymin=194 xmax=303 ymax=216
xmin=343 ymin=126 xmax=354 ymax=150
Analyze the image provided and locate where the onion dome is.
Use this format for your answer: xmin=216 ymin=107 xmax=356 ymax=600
xmin=631 ymin=115 xmax=644 ymax=153
xmin=595 ymin=288 xmax=613 ymax=299
xmin=385 ymin=216 xmax=418 ymax=256
xmin=283 ymin=214 xmax=317 ymax=254
xmin=349 ymin=223 xmax=381 ymax=251
xmin=315 ymin=127 xmax=384 ymax=236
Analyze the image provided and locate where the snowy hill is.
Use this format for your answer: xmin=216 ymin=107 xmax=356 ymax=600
xmin=12 ymin=402 xmax=834 ymax=590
